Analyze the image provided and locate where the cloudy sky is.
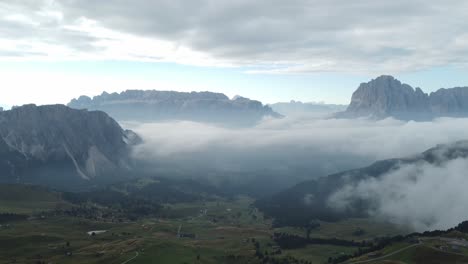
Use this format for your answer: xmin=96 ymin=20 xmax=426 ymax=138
xmin=1 ymin=0 xmax=468 ymax=107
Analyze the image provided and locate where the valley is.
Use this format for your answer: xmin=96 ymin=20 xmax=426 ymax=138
xmin=2 ymin=179 xmax=468 ymax=264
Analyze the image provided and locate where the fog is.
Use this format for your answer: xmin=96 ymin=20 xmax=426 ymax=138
xmin=329 ymin=156 xmax=468 ymax=231
xmin=125 ymin=116 xmax=468 ymax=196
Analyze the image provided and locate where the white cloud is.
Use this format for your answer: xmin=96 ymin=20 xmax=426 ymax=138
xmin=127 ymin=116 xmax=468 ymax=190
xmin=329 ymin=157 xmax=468 ymax=231
xmin=126 ymin=115 xmax=468 ymax=228
xmin=1 ymin=0 xmax=468 ymax=72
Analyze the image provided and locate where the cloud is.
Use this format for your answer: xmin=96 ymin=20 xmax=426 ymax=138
xmin=0 ymin=1 xmax=104 ymax=60
xmin=127 ymin=116 xmax=468 ymax=227
xmin=328 ymin=156 xmax=468 ymax=231
xmin=126 ymin=116 xmax=468 ymax=194
xmin=2 ymin=0 xmax=468 ymax=72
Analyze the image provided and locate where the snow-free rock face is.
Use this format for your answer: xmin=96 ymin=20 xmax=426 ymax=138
xmin=341 ymin=75 xmax=431 ymax=119
xmin=337 ymin=75 xmax=468 ymax=120
xmin=68 ymin=90 xmax=281 ymax=126
xmin=429 ymin=87 xmax=468 ymax=116
xmin=270 ymin=101 xmax=347 ymax=116
xmin=0 ymin=104 xmax=139 ymax=189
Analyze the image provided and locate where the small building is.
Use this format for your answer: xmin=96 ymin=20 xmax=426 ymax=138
xmin=87 ymin=230 xmax=107 ymax=236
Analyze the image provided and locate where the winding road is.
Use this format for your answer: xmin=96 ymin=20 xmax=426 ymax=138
xmin=121 ymin=251 xmax=139 ymax=264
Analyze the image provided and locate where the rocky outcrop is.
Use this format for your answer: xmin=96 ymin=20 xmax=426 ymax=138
xmin=270 ymin=100 xmax=347 ymax=116
xmin=68 ymin=90 xmax=281 ymax=126
xmin=429 ymin=87 xmax=468 ymax=116
xmin=0 ymin=104 xmax=139 ymax=189
xmin=337 ymin=75 xmax=468 ymax=120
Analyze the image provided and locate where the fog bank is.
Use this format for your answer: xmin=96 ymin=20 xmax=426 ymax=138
xmin=125 ymin=116 xmax=468 ymax=193
xmin=329 ymin=156 xmax=468 ymax=231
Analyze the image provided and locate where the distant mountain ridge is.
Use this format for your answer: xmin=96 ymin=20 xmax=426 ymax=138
xmin=337 ymin=75 xmax=468 ymax=120
xmin=68 ymin=90 xmax=281 ymax=125
xmin=270 ymin=101 xmax=347 ymax=116
xmin=0 ymin=104 xmax=139 ymax=189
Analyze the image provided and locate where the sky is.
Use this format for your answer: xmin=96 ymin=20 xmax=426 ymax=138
xmin=1 ymin=0 xmax=468 ymax=108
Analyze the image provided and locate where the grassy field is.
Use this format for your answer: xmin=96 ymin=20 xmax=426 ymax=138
xmin=0 ymin=195 xmax=271 ymax=264
xmin=0 ymin=191 xmax=380 ymax=264
xmin=344 ymin=231 xmax=468 ymax=264
xmin=276 ymin=218 xmax=407 ymax=242
xmin=364 ymin=245 xmax=468 ymax=264
xmin=284 ymin=244 xmax=359 ymax=263
xmin=0 ymin=184 xmax=69 ymax=215
xmin=2 ymin=184 xmax=468 ymax=264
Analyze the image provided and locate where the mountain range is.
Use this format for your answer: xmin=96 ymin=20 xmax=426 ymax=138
xmin=337 ymin=75 xmax=468 ymax=120
xmin=5 ymin=76 xmax=468 ymax=192
xmin=68 ymin=90 xmax=281 ymax=126
xmin=0 ymin=104 xmax=139 ymax=189
xmin=270 ymin=101 xmax=347 ymax=116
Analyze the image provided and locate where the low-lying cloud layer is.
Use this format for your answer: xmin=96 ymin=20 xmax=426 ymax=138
xmin=127 ymin=116 xmax=468 ymax=193
xmin=329 ymin=157 xmax=468 ymax=231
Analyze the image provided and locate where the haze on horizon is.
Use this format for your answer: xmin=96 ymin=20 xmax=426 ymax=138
xmin=1 ymin=0 xmax=468 ymax=107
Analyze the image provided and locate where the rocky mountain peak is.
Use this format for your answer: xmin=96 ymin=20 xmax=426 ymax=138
xmin=337 ymin=75 xmax=468 ymax=120
xmin=344 ymin=75 xmax=430 ymax=119
xmin=0 ymin=104 xmax=139 ymax=188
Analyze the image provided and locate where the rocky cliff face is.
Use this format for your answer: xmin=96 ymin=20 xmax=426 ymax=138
xmin=0 ymin=104 xmax=139 ymax=189
xmin=270 ymin=101 xmax=347 ymax=117
xmin=338 ymin=75 xmax=468 ymax=120
xmin=68 ymin=90 xmax=281 ymax=126
xmin=429 ymin=87 xmax=468 ymax=116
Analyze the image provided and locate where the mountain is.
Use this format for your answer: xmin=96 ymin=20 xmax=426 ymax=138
xmin=68 ymin=90 xmax=281 ymax=126
xmin=429 ymin=87 xmax=468 ymax=115
xmin=270 ymin=101 xmax=347 ymax=117
xmin=255 ymin=140 xmax=468 ymax=227
xmin=0 ymin=104 xmax=139 ymax=189
xmin=336 ymin=75 xmax=468 ymax=120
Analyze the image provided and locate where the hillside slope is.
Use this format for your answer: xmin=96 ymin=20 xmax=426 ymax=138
xmin=0 ymin=104 xmax=139 ymax=189
xmin=256 ymin=140 xmax=468 ymax=226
